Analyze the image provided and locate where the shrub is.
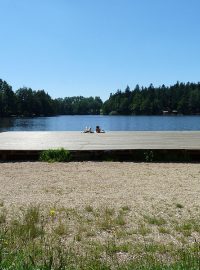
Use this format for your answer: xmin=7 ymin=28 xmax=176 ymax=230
xmin=39 ymin=148 xmax=71 ymax=162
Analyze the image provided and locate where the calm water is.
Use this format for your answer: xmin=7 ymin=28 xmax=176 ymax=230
xmin=1 ymin=115 xmax=200 ymax=131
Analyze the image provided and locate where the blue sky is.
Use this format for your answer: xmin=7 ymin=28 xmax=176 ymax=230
xmin=0 ymin=0 xmax=200 ymax=101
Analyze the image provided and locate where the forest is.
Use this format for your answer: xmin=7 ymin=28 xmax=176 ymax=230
xmin=102 ymin=82 xmax=200 ymax=115
xmin=0 ymin=79 xmax=102 ymax=116
xmin=0 ymin=78 xmax=200 ymax=116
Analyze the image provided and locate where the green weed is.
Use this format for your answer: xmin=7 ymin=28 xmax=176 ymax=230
xmin=0 ymin=209 xmax=6 ymax=224
xmin=176 ymin=203 xmax=184 ymax=209
xmin=115 ymin=212 xmax=126 ymax=226
xmin=85 ymin=205 xmax=94 ymax=213
xmin=144 ymin=150 xmax=154 ymax=162
xmin=121 ymin=205 xmax=130 ymax=212
xmin=39 ymin=148 xmax=71 ymax=162
xmin=158 ymin=226 xmax=170 ymax=234
xmin=144 ymin=214 xmax=166 ymax=226
xmin=54 ymin=221 xmax=68 ymax=236
xmin=138 ymin=223 xmax=151 ymax=236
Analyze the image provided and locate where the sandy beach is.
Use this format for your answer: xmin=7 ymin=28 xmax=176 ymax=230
xmin=0 ymin=162 xmax=199 ymax=218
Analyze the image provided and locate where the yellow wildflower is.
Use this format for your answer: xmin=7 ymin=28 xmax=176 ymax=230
xmin=50 ymin=209 xmax=55 ymax=216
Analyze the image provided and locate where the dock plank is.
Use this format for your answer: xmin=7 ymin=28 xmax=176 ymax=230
xmin=0 ymin=131 xmax=200 ymax=151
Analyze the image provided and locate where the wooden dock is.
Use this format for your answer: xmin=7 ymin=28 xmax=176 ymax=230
xmin=0 ymin=131 xmax=200 ymax=161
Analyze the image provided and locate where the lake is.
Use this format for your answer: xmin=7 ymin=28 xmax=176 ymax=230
xmin=1 ymin=115 xmax=200 ymax=132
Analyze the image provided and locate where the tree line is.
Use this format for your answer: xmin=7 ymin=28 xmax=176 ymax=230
xmin=1 ymin=78 xmax=200 ymax=116
xmin=0 ymin=79 xmax=102 ymax=116
xmin=103 ymin=82 xmax=200 ymax=115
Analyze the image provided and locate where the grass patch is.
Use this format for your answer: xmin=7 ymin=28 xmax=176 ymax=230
xmin=176 ymin=203 xmax=184 ymax=209
xmin=175 ymin=219 xmax=200 ymax=236
xmin=10 ymin=206 xmax=44 ymax=240
xmin=39 ymin=148 xmax=71 ymax=162
xmin=126 ymin=222 xmax=151 ymax=236
xmin=0 ymin=205 xmax=200 ymax=269
xmin=115 ymin=212 xmax=126 ymax=226
xmin=0 ymin=200 xmax=4 ymax=207
xmin=85 ymin=205 xmax=94 ymax=213
xmin=121 ymin=205 xmax=131 ymax=212
xmin=158 ymin=226 xmax=170 ymax=234
xmin=54 ymin=221 xmax=68 ymax=236
xmin=144 ymin=214 xmax=166 ymax=226
xmin=138 ymin=223 xmax=152 ymax=236
xmin=0 ymin=209 xmax=6 ymax=224
xmin=105 ymin=238 xmax=132 ymax=254
xmin=97 ymin=207 xmax=127 ymax=231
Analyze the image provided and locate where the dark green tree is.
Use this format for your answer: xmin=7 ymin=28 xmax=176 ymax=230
xmin=0 ymin=80 xmax=16 ymax=116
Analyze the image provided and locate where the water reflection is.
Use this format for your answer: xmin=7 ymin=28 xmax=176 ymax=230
xmin=0 ymin=117 xmax=16 ymax=131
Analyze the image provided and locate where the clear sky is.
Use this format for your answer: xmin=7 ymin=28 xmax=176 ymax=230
xmin=0 ymin=0 xmax=200 ymax=101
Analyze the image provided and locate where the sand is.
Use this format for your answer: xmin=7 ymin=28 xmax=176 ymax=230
xmin=0 ymin=162 xmax=199 ymax=216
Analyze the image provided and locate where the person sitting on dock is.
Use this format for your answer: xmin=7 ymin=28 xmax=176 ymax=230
xmin=96 ymin=125 xmax=105 ymax=133
xmin=83 ymin=126 xmax=94 ymax=133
